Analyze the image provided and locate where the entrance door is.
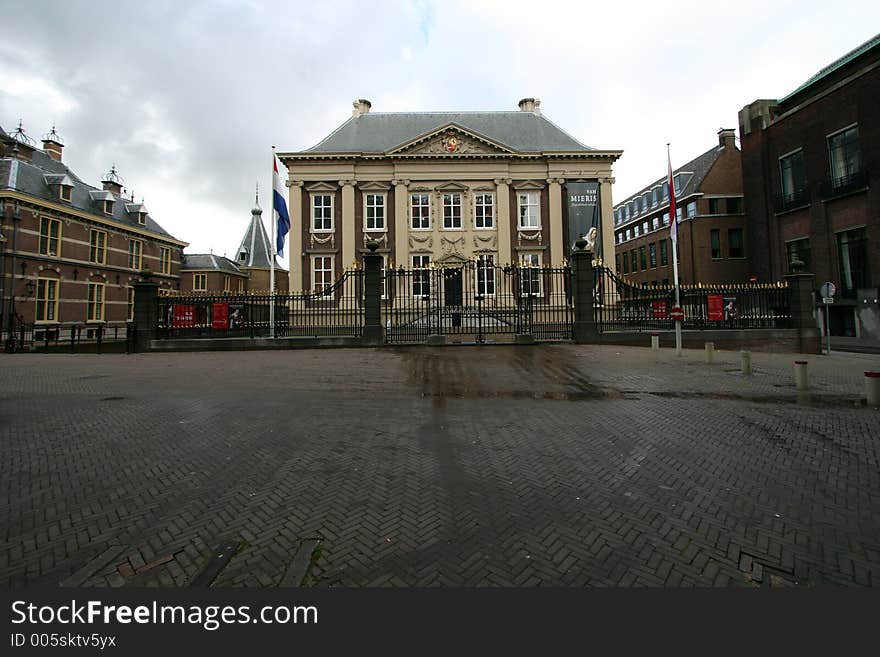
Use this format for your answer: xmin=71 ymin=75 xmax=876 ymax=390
xmin=444 ymin=268 xmax=463 ymax=328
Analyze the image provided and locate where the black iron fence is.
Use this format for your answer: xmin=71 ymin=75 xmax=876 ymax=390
xmin=157 ymin=269 xmax=365 ymax=339
xmin=2 ymin=322 xmax=130 ymax=353
xmin=594 ymin=266 xmax=792 ymax=333
xmin=383 ymin=261 xmax=573 ymax=343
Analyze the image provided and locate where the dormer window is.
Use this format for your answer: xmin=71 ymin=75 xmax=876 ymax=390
xmin=138 ymin=211 xmax=146 ymax=226
xmin=60 ymin=185 xmax=72 ymax=202
xmin=104 ymin=199 xmax=114 ymax=215
xmin=238 ymin=249 xmax=248 ymax=262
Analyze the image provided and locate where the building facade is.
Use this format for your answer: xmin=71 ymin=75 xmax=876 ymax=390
xmin=739 ymin=33 xmax=879 ymax=338
xmin=612 ymin=129 xmax=747 ymax=286
xmin=0 ymin=123 xmax=186 ymax=343
xmin=278 ymin=99 xmax=621 ymax=294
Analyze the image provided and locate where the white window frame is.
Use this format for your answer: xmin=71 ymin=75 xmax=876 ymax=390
xmin=60 ymin=185 xmax=72 ymax=202
xmin=39 ymin=217 xmax=62 ymax=257
xmin=311 ymin=193 xmax=334 ymax=233
xmin=128 ymin=239 xmax=143 ymax=270
xmin=474 ymin=193 xmax=494 ymax=229
xmin=364 ymin=193 xmax=386 ymax=232
xmin=89 ymin=229 xmax=107 ymax=265
xmin=87 ymin=282 xmax=105 ymax=322
xmin=442 ymin=192 xmax=462 ymax=229
xmin=312 ymin=255 xmax=334 ymax=294
xmin=410 ymin=193 xmax=431 ymax=230
xmin=519 ymin=252 xmax=542 ymax=297
xmin=475 ymin=254 xmax=496 ymax=296
xmin=36 ymin=277 xmax=59 ymax=322
xmin=411 ymin=254 xmax=431 ymax=297
xmin=193 ymin=273 xmax=207 ymax=291
xmin=160 ymin=246 xmax=171 ymax=275
xmin=517 ymin=191 xmax=540 ymax=229
xmin=686 ymin=201 xmax=697 ymax=218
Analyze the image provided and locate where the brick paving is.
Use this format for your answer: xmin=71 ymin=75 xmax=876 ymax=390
xmin=1 ymin=344 xmax=878 ymax=588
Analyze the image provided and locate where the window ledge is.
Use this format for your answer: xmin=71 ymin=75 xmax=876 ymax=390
xmin=821 ymin=186 xmax=869 ymax=203
xmin=774 ymin=203 xmax=811 ymax=216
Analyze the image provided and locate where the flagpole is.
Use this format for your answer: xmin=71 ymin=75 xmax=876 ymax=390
xmin=668 ymin=143 xmax=682 ymax=356
xmin=270 ymin=146 xmax=276 ymax=340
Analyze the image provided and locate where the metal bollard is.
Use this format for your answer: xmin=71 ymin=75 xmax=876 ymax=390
xmin=794 ymin=360 xmax=809 ymax=391
xmin=740 ymin=350 xmax=752 ymax=376
xmin=704 ymin=342 xmax=715 ymax=363
xmin=651 ymin=332 xmax=659 ymax=351
xmin=865 ymin=371 xmax=880 ymax=407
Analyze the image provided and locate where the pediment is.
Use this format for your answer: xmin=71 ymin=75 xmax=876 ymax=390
xmin=305 ymin=181 xmax=338 ymax=192
xmin=389 ymin=123 xmax=515 ymax=156
xmin=435 ymin=252 xmax=470 ymax=265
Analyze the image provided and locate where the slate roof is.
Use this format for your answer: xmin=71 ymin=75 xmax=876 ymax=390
xmin=233 ymin=205 xmax=283 ymax=270
xmin=0 ymin=128 xmax=184 ymax=244
xmin=781 ymin=32 xmax=880 ymax=104
xmin=180 ymin=253 xmax=245 ymax=274
xmin=614 ymin=144 xmax=726 ymax=218
xmin=302 ymin=111 xmax=596 ymax=154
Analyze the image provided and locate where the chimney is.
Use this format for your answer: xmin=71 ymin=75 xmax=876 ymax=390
xmin=517 ymin=98 xmax=541 ymax=114
xmin=718 ymin=128 xmax=736 ymax=149
xmin=41 ymin=126 xmax=64 ymax=162
xmin=352 ymin=98 xmax=372 ymax=117
xmin=101 ymin=164 xmax=124 ymax=196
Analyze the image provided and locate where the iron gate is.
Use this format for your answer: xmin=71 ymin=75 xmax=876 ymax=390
xmin=383 ymin=260 xmax=573 ymax=343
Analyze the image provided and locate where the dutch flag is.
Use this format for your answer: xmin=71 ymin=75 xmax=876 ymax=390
xmin=273 ymin=155 xmax=290 ymax=256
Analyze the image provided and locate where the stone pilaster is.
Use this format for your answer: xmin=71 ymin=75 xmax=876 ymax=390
xmin=547 ymin=178 xmax=565 ymax=267
xmin=392 ymin=178 xmax=409 ymax=270
xmin=494 ymin=178 xmax=512 ymax=266
xmin=287 ymin=180 xmax=303 ymax=292
xmin=599 ymin=177 xmax=615 ymax=269
xmin=341 ymin=180 xmax=356 ymax=270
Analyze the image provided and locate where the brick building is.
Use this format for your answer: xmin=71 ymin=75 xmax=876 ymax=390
xmin=178 ymin=196 xmax=288 ymax=294
xmin=612 ymin=129 xmax=747 ymax=286
xmin=0 ymin=123 xmax=186 ymax=345
xmin=278 ymin=98 xmax=622 ymax=293
xmin=739 ymin=33 xmax=879 ymax=338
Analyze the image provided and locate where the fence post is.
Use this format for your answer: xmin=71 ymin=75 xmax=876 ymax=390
xmin=784 ymin=263 xmax=819 ymax=354
xmin=571 ymin=240 xmax=599 ymax=344
xmin=362 ymin=241 xmax=384 ymax=346
xmin=132 ymin=269 xmax=159 ymax=353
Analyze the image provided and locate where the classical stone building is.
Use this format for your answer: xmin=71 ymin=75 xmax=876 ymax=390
xmin=739 ymin=32 xmax=879 ymax=338
xmin=178 ymin=196 xmax=288 ymax=294
xmin=612 ymin=129 xmax=747 ymax=286
xmin=0 ymin=122 xmax=186 ymax=343
xmin=278 ymin=99 xmax=622 ymax=293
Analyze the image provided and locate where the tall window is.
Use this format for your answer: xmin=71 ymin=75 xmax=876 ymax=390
xmin=312 ymin=256 xmax=334 ymax=294
xmin=662 ymin=183 xmax=669 ymax=201
xmin=237 ymin=278 xmax=245 ymax=293
xmin=660 ymin=240 xmax=668 ymax=266
xmin=630 ymin=249 xmax=637 ymax=272
xmin=89 ymin=230 xmax=107 ymax=264
xmin=786 ymin=238 xmax=811 ymax=272
xmin=649 ymin=243 xmax=657 ymax=268
xmin=728 ymin=229 xmax=745 ymax=258
xmin=651 ymin=188 xmax=659 ymax=208
xmin=224 ymin=275 xmax=231 ymax=292
xmin=160 ymin=247 xmax=171 ymax=275
xmin=710 ymin=229 xmax=721 ymax=259
xmin=621 ymin=252 xmax=628 ymax=274
xmin=87 ymin=283 xmax=105 ymax=321
xmin=312 ymin=194 xmax=333 ymax=232
xmin=412 ymin=254 xmax=431 ymax=297
xmin=520 ymin=253 xmax=542 ymax=296
xmin=127 ymin=287 xmax=135 ymax=321
xmin=615 ymin=254 xmax=621 ymax=272
xmin=410 ymin=194 xmax=430 ymax=230
xmin=474 ymin=193 xmax=494 ymax=229
xmin=837 ymin=227 xmax=869 ymax=292
xmin=828 ymin=125 xmax=860 ymax=185
xmin=193 ymin=273 xmax=207 ymax=291
xmin=39 ymin=217 xmax=61 ymax=256
xmin=518 ymin=192 xmax=540 ymax=229
xmin=727 ymin=197 xmax=743 ymax=214
xmin=365 ymin=193 xmax=385 ymax=231
xmin=638 ymin=246 xmax=646 ymax=271
xmin=662 ymin=212 xmax=670 ymax=226
xmin=476 ymin=255 xmax=495 ymax=295
xmin=443 ymin=193 xmax=462 ymax=229
xmin=779 ymin=150 xmax=806 ymax=202
xmin=686 ymin=201 xmax=697 ymax=218
xmin=128 ymin=239 xmax=143 ymax=270
xmin=36 ymin=278 xmax=58 ymax=322
xmin=708 ymin=199 xmax=721 ymax=215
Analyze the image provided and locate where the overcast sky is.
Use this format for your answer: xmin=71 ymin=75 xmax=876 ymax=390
xmin=3 ymin=0 xmax=878 ymax=264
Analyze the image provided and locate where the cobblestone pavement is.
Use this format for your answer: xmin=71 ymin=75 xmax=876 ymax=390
xmin=1 ymin=345 xmax=878 ymax=587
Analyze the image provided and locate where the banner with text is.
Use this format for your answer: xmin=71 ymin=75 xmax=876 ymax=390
xmin=566 ymin=181 xmax=601 ymax=258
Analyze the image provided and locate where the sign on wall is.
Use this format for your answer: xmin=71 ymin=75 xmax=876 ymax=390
xmin=566 ymin=181 xmax=601 ymax=257
xmin=211 ymin=302 xmax=229 ymax=329
xmin=172 ymin=304 xmax=195 ymax=328
xmin=707 ymin=295 xmax=724 ymax=321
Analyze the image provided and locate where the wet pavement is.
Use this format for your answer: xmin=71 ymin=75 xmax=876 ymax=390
xmin=1 ymin=345 xmax=878 ymax=587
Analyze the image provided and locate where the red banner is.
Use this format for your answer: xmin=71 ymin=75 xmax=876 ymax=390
xmin=172 ymin=304 xmax=195 ymax=328
xmin=707 ymin=295 xmax=724 ymax=321
xmin=211 ymin=302 xmax=229 ymax=329
xmin=652 ymin=300 xmax=668 ymax=319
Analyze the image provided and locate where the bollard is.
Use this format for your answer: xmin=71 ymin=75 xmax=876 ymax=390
xmin=740 ymin=350 xmax=752 ymax=376
xmin=794 ymin=360 xmax=809 ymax=391
xmin=704 ymin=341 xmax=715 ymax=364
xmin=866 ymin=371 xmax=880 ymax=407
xmin=651 ymin=332 xmax=659 ymax=351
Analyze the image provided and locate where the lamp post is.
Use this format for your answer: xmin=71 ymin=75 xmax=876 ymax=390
xmin=4 ymin=200 xmax=21 ymax=353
